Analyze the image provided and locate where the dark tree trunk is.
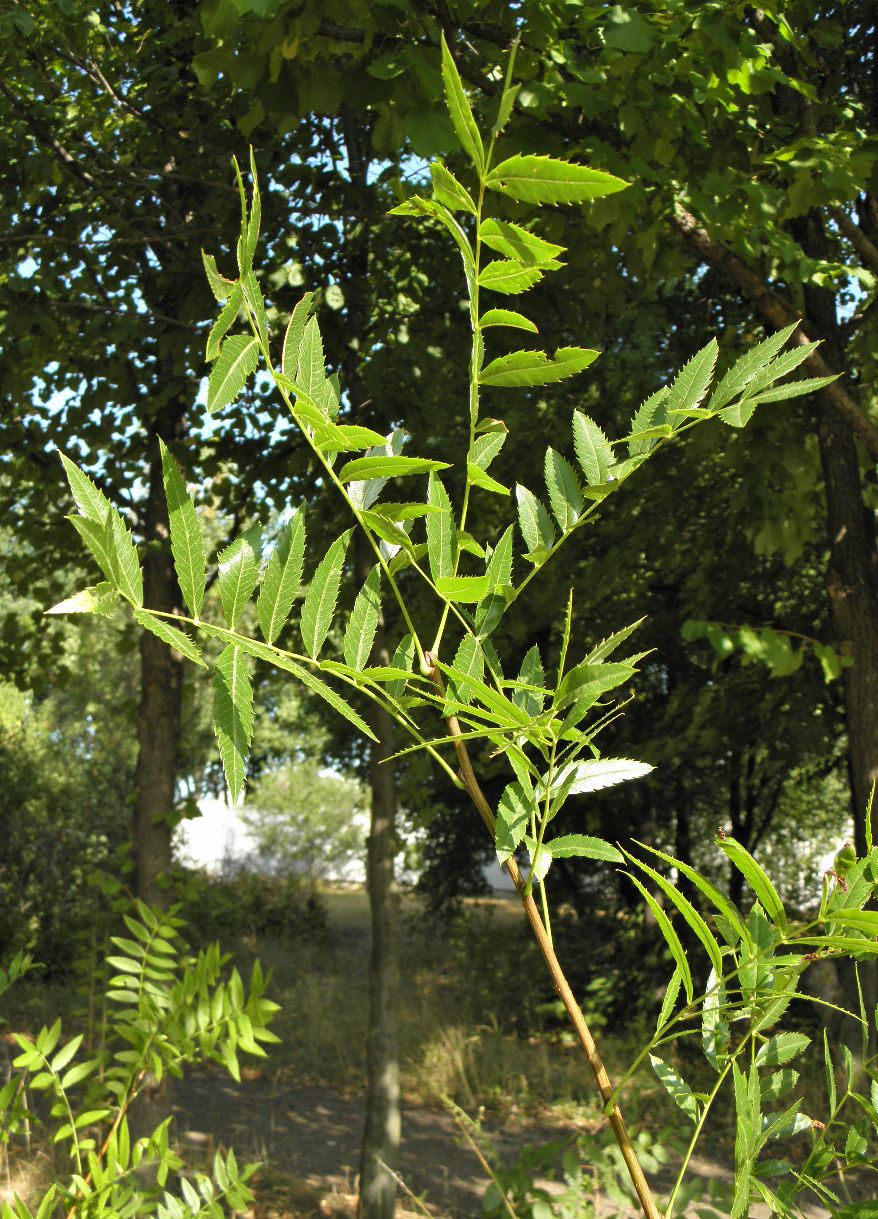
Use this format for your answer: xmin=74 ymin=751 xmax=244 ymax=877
xmin=358 ymin=643 xmax=401 ymax=1219
xmin=133 ymin=426 xmax=184 ymax=906
xmin=792 ymin=213 xmax=878 ymax=853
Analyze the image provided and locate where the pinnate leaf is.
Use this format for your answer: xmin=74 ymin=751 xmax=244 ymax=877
xmin=257 ymin=512 xmax=305 ymax=644
xmin=440 ymin=33 xmax=484 ymax=171
xmin=479 ymin=218 xmax=565 ymax=265
xmin=105 ymin=511 xmax=143 ymax=607
xmin=59 ymin=453 xmax=113 ymax=524
xmin=134 ymin=610 xmax=207 ymax=669
xmin=544 ymin=448 xmax=583 ymax=531
xmin=217 ymin=524 xmax=262 ymax=629
xmin=478 ymin=261 xmax=543 ymax=295
xmin=207 ymin=336 xmax=259 ymax=415
xmin=301 ymin=530 xmax=351 ymax=658
xmin=572 ymin=412 xmax=613 ymax=486
xmin=213 ymin=644 xmax=253 ymax=805
xmin=426 ymin=473 xmax=454 ymax=583
xmin=344 ymin=566 xmax=381 ymax=671
xmin=485 ymin=154 xmax=628 ymax=206
xmin=339 ymin=455 xmax=450 ymax=483
xmin=430 ymin=162 xmax=476 ymax=214
xmin=479 ymin=309 xmax=538 ymax=333
xmin=281 ymin=291 xmax=317 ymax=379
xmin=480 ymin=347 xmax=598 ymax=388
xmin=515 ymin=483 xmax=555 ymax=560
xmin=160 ymin=440 xmax=205 ymax=619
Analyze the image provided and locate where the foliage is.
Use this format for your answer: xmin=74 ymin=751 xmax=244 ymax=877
xmin=175 ymin=864 xmax=327 ymax=945
xmin=243 ymin=758 xmax=367 ymax=884
xmin=0 ymin=902 xmax=278 ymax=1219
xmin=49 ymin=33 xmax=874 ymax=1219
xmin=0 ymin=678 xmax=133 ymax=975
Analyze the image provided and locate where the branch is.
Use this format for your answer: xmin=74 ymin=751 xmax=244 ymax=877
xmin=426 ymin=658 xmax=662 ymax=1219
xmin=673 ymin=204 xmax=878 ymax=462
xmin=827 ymin=205 xmax=878 ymax=277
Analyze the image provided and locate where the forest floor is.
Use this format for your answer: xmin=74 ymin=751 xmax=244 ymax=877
xmin=168 ymin=888 xmax=832 ymax=1219
xmin=0 ymin=888 xmax=841 ymax=1217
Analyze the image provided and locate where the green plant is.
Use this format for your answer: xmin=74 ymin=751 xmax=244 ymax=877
xmin=50 ymin=34 xmax=878 ymax=1219
xmin=0 ymin=901 xmax=279 ymax=1218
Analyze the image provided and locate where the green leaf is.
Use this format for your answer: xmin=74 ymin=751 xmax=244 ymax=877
xmin=649 ymin=1056 xmax=700 ymax=1124
xmin=512 ymin=645 xmax=546 ymax=718
xmin=657 ymin=967 xmax=683 ymax=1033
xmin=217 ymin=524 xmax=262 ymax=629
xmin=719 ymin=399 xmax=758 ymax=428
xmin=430 ymin=161 xmax=476 ymax=214
xmin=626 ymin=386 xmax=670 ymax=456
xmin=434 ymin=575 xmax=490 ymax=603
xmin=634 ymin=842 xmax=753 ymax=950
xmin=755 ymin=1033 xmax=811 ymax=1069
xmin=198 ymin=622 xmax=377 ymax=742
xmin=479 ymin=218 xmax=565 ymax=265
xmin=626 ymin=872 xmax=693 ymax=1002
xmin=556 ymin=757 xmax=653 ymax=794
xmin=426 ymin=473 xmax=454 ymax=583
xmin=133 ymin=611 xmax=207 ymax=669
xmin=572 ymin=412 xmax=614 ymax=486
xmin=448 ymin=635 xmax=484 ymax=706
xmin=496 ymin=781 xmax=532 ymax=863
xmin=297 ymin=315 xmax=328 ymax=406
xmin=555 ymin=662 xmax=634 ymax=715
xmin=702 ymin=969 xmax=730 ymax=1069
xmin=202 ymin=251 xmax=236 ymax=302
xmin=246 ymin=148 xmax=261 ymax=266
xmin=344 ymin=566 xmax=381 ymax=671
xmin=468 ymin=431 xmax=507 ymax=471
xmin=467 ymin=464 xmax=510 ymax=496
xmin=257 ymin=512 xmax=306 ymax=645
xmin=439 ymin=33 xmax=484 ymax=171
xmin=206 ymin=285 xmax=243 ymax=362
xmin=51 ymin=1035 xmax=83 ymax=1074
xmin=105 ymin=511 xmax=143 ymax=607
xmin=625 ymin=850 xmax=723 ymax=979
xmin=475 ymin=525 xmax=514 ymax=635
xmin=479 ymin=308 xmax=538 ymax=332
xmin=207 ymin=335 xmax=259 ymax=415
xmin=45 ymin=583 xmax=118 ymax=618
xmin=546 ymin=835 xmax=622 ymax=863
xmin=160 ymin=440 xmax=206 ymax=619
xmin=485 ymin=154 xmax=628 ymax=206
xmin=213 ymin=644 xmax=253 ymax=805
xmin=314 ymin=423 xmax=388 ymax=454
xmin=707 ymin=323 xmax=798 ymax=412
xmin=515 ymin=483 xmax=555 ymax=560
xmin=718 ymin=836 xmax=787 ymax=932
xmin=829 ymin=909 xmax=878 ymax=934
xmin=59 ymin=453 xmax=113 ymax=524
xmin=544 ymin=448 xmax=583 ymax=531
xmin=480 ymin=347 xmax=599 ymax=387
xmin=68 ymin=517 xmax=113 ymax=586
xmin=751 ymin=374 xmax=839 ymax=403
xmin=666 ymin=339 xmax=719 ymax=419
xmin=301 ymin=530 xmax=351 ymax=658
xmin=242 ymin=269 xmax=268 ymax=348
xmin=339 ymin=456 xmax=450 ymax=483
xmin=387 ymin=633 xmax=415 ymax=700
xmin=281 ymin=291 xmax=317 ymax=379
xmin=478 ymin=260 xmax=543 ymax=295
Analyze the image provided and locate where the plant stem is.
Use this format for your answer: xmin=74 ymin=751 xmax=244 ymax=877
xmin=428 ymin=660 xmax=662 ymax=1219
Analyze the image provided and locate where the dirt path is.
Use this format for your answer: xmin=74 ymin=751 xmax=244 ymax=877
xmin=173 ymin=1071 xmax=830 ymax=1219
xmin=175 ymin=1071 xmax=576 ymax=1217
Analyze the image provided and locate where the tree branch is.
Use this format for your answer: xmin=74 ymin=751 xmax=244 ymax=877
xmin=828 ymin=205 xmax=878 ymax=277
xmin=673 ymin=204 xmax=878 ymax=462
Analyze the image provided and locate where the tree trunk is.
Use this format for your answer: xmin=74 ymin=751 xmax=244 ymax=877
xmin=133 ymin=430 xmax=184 ymax=906
xmin=791 ymin=212 xmax=878 ymax=852
xmin=358 ymin=627 xmax=401 ymax=1219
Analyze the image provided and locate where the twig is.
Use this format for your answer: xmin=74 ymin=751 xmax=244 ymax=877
xmin=426 ymin=658 xmax=663 ymax=1219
